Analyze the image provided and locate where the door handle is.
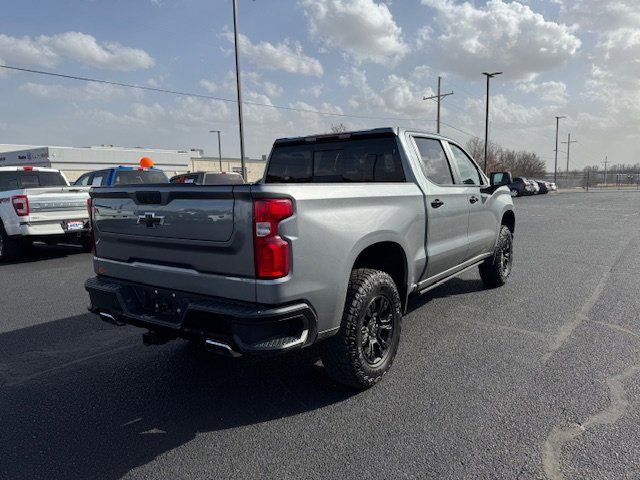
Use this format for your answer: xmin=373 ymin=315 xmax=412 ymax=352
xmin=469 ymin=196 xmax=479 ymax=204
xmin=431 ymin=199 xmax=444 ymax=208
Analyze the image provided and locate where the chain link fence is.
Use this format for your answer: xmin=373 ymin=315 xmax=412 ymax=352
xmin=544 ymin=172 xmax=640 ymax=191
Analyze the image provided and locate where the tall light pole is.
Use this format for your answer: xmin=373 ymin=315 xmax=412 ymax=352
xmin=232 ymin=0 xmax=246 ymax=180
xmin=553 ymin=115 xmax=566 ymax=184
xmin=209 ymin=130 xmax=223 ymax=172
xmin=482 ymin=72 xmax=502 ymax=173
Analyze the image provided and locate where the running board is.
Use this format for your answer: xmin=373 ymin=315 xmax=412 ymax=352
xmin=415 ymin=259 xmax=486 ymax=296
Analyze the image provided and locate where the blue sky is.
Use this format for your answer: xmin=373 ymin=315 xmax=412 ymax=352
xmin=1 ymin=0 xmax=639 ymax=170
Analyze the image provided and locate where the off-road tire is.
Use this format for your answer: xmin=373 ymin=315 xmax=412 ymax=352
xmin=0 ymin=222 xmax=21 ymax=262
xmin=320 ymin=268 xmax=402 ymax=389
xmin=479 ymin=225 xmax=513 ymax=288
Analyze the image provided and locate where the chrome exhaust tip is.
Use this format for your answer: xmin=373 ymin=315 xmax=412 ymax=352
xmin=99 ymin=312 xmax=125 ymax=326
xmin=205 ymin=339 xmax=243 ymax=358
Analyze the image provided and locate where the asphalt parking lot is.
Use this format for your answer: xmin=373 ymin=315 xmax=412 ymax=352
xmin=1 ymin=191 xmax=639 ymax=480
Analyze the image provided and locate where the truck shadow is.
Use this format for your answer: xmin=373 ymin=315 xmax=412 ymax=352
xmin=0 ymin=313 xmax=354 ymax=480
xmin=406 ymin=277 xmax=487 ymax=314
xmin=0 ymin=242 xmax=85 ymax=265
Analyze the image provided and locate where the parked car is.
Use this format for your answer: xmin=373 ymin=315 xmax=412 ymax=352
xmin=74 ymin=166 xmax=168 ymax=187
xmin=507 ymin=177 xmax=531 ymax=197
xmin=85 ymin=127 xmax=516 ymax=389
xmin=548 ymin=182 xmax=558 ymax=191
xmin=529 ymin=179 xmax=540 ymax=194
xmin=0 ymin=166 xmax=90 ymax=261
xmin=534 ymin=180 xmax=549 ymax=194
xmin=170 ymin=171 xmax=245 ymax=185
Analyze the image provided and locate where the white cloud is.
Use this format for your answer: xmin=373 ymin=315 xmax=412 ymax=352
xmin=300 ymin=83 xmax=324 ymax=98
xmin=559 ymin=0 xmax=640 ymax=32
xmin=464 ymin=94 xmax=546 ymax=126
xmin=200 ymin=71 xmax=284 ymax=100
xmin=263 ymin=81 xmax=284 ymax=98
xmin=221 ymin=31 xmax=323 ymax=77
xmin=517 ymin=80 xmax=568 ymax=104
xmin=20 ymin=81 xmax=130 ymax=101
xmin=300 ymin=0 xmax=409 ymax=64
xmin=0 ymin=32 xmax=154 ymax=71
xmin=421 ymin=0 xmax=581 ymax=79
xmin=340 ymin=67 xmax=436 ymax=119
xmin=199 ymin=79 xmax=218 ymax=94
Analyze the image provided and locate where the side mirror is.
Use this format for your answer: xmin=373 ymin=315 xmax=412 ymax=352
xmin=490 ymin=171 xmax=512 ymax=187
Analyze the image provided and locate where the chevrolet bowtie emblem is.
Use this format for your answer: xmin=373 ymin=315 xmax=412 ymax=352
xmin=137 ymin=212 xmax=165 ymax=228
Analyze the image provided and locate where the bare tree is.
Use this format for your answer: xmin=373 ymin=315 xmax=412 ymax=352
xmin=466 ymin=138 xmax=501 ymax=172
xmin=329 ymin=123 xmax=348 ymax=133
xmin=466 ymin=138 xmax=545 ymax=177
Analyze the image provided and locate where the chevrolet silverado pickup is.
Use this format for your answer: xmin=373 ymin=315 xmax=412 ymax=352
xmin=85 ymin=128 xmax=515 ymax=388
xmin=0 ymin=166 xmax=89 ymax=261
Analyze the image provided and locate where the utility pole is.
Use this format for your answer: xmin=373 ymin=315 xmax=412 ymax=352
xmin=209 ymin=130 xmax=223 ymax=172
xmin=482 ymin=72 xmax=502 ymax=173
xmin=423 ymin=76 xmax=453 ymax=134
xmin=602 ymin=156 xmax=609 ymax=186
xmin=553 ymin=115 xmax=566 ymax=184
xmin=561 ymin=133 xmax=577 ymax=173
xmin=232 ymin=0 xmax=246 ymax=180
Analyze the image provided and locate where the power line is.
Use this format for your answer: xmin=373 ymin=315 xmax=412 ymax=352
xmin=1 ymin=63 xmax=562 ymax=165
xmin=0 ymin=64 xmax=436 ymax=123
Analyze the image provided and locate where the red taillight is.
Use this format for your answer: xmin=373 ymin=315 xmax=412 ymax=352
xmin=22 ymin=166 xmax=34 ymax=171
xmin=12 ymin=195 xmax=29 ymax=216
xmin=87 ymin=197 xmax=96 ymax=255
xmin=254 ymin=198 xmax=293 ymax=279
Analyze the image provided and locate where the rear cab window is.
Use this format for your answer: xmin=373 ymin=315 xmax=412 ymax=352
xmin=265 ymin=135 xmax=405 ymax=183
xmin=113 ymin=170 xmax=169 ymax=185
xmin=0 ymin=170 xmax=67 ymax=191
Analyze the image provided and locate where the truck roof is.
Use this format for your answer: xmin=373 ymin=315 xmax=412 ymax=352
xmin=273 ymin=127 xmax=452 ymax=146
xmin=0 ymin=166 xmax=60 ymax=173
xmin=109 ymin=165 xmax=162 ymax=171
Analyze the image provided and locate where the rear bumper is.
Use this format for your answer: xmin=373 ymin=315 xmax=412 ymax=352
xmin=85 ymin=275 xmax=318 ymax=354
xmin=11 ymin=219 xmax=89 ymax=237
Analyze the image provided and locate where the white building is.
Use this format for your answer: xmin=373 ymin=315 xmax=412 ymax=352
xmin=0 ymin=144 xmax=200 ymax=181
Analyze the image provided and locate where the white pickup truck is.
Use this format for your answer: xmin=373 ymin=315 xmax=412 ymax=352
xmin=0 ymin=166 xmax=90 ymax=261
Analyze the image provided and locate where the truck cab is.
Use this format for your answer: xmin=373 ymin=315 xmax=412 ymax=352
xmin=74 ymin=166 xmax=168 ymax=187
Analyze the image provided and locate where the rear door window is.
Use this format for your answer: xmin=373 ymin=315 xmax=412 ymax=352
xmin=413 ymin=137 xmax=454 ymax=185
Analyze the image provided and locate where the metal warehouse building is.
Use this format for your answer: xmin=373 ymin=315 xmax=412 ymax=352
xmin=0 ymin=144 xmax=200 ymax=182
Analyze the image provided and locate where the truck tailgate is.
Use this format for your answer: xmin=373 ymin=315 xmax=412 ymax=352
xmin=25 ymin=187 xmax=89 ymax=223
xmin=91 ymin=185 xmax=256 ymax=301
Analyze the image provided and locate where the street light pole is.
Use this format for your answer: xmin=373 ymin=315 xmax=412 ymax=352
xmin=232 ymin=0 xmax=246 ymax=180
xmin=482 ymin=72 xmax=502 ymax=173
xmin=553 ymin=115 xmax=566 ymax=184
xmin=209 ymin=130 xmax=223 ymax=172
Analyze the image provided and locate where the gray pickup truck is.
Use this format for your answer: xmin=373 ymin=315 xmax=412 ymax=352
xmin=85 ymin=128 xmax=515 ymax=388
